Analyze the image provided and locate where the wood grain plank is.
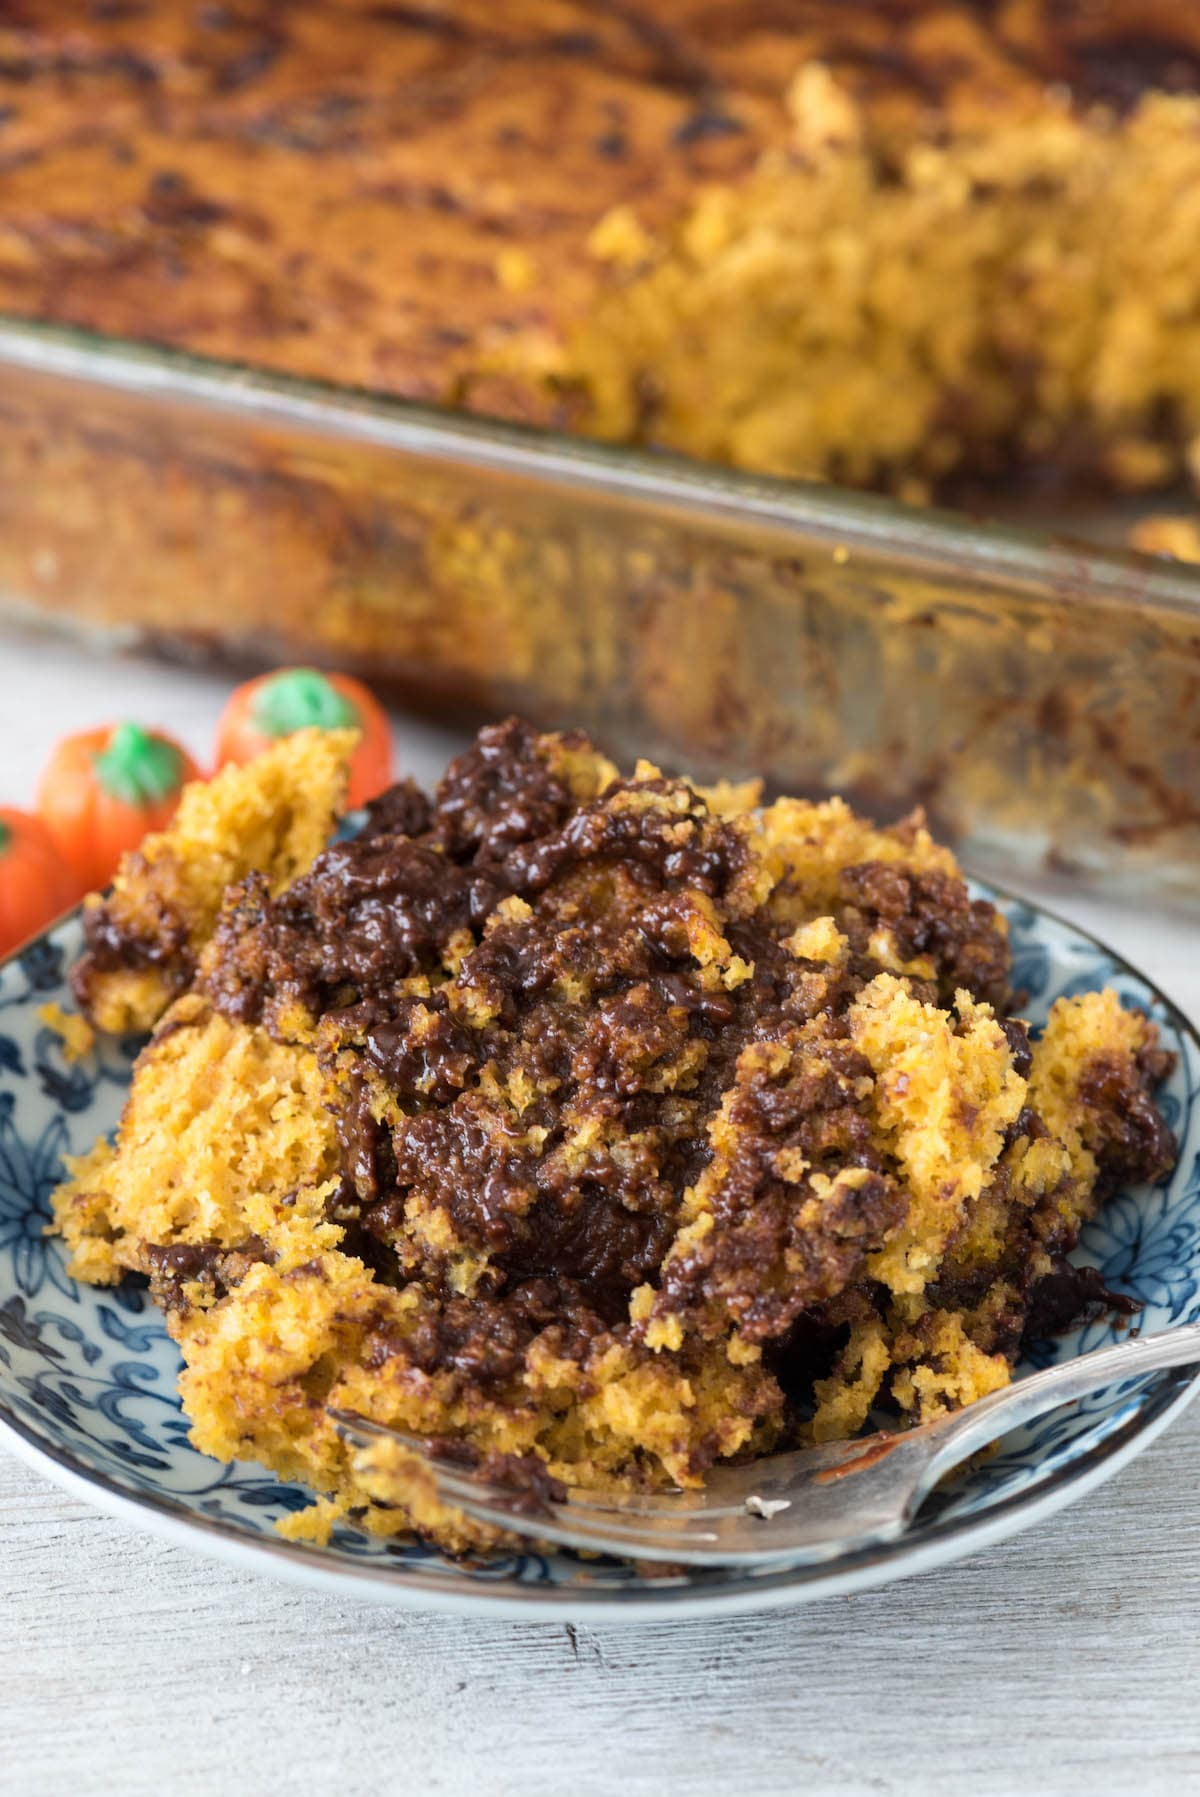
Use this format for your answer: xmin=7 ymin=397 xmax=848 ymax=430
xmin=4 ymin=1400 xmax=1200 ymax=1797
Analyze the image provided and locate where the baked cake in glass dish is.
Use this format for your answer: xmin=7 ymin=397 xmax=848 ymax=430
xmin=2 ymin=1 xmax=1200 ymax=502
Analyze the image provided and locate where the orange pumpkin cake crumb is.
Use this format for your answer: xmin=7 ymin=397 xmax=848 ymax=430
xmin=51 ymin=722 xmax=1176 ymax=1552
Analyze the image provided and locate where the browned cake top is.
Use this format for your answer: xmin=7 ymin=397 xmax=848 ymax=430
xmin=2 ymin=1 xmax=1197 ymax=414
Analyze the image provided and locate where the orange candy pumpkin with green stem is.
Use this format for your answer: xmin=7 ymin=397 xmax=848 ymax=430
xmin=0 ymin=809 xmax=80 ymax=958
xmin=215 ymin=668 xmax=393 ymax=810
xmin=37 ymin=723 xmax=201 ymax=895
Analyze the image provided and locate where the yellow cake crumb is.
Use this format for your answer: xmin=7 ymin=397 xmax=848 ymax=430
xmin=47 ymin=720 xmax=1176 ymax=1554
xmin=38 ymin=1002 xmax=94 ymax=1063
xmin=72 ymin=728 xmax=355 ymax=1035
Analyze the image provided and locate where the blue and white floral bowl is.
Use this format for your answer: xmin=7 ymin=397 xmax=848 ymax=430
xmin=1 ymin=890 xmax=1198 ymax=1621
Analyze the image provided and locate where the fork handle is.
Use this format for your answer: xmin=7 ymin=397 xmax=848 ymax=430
xmin=924 ymin=1317 xmax=1200 ymax=1481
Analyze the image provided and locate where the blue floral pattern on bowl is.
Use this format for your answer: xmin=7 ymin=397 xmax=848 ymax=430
xmin=1 ymin=889 xmax=1197 ymax=1615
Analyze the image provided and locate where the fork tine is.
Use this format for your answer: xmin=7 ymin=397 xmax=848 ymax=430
xmin=414 ymin=1471 xmax=726 ymax=1549
xmin=333 ymin=1409 xmax=765 ymax=1521
xmin=445 ymin=1489 xmax=727 ymax=1557
xmin=412 ymin=1462 xmax=722 ymax=1531
xmin=329 ymin=1409 xmax=728 ymax=1555
xmin=330 ymin=1411 xmax=534 ymax=1511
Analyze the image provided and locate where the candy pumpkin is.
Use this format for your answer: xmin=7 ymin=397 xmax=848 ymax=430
xmin=37 ymin=723 xmax=201 ymax=894
xmin=215 ymin=667 xmax=393 ymax=810
xmin=0 ymin=809 xmax=80 ymax=958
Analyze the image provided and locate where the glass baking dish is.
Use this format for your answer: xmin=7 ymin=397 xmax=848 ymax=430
xmin=2 ymin=314 xmax=1199 ymax=905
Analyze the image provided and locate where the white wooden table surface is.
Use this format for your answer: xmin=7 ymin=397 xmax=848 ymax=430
xmin=2 ymin=626 xmax=1199 ymax=1797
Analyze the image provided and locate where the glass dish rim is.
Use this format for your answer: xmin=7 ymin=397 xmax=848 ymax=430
xmin=4 ymin=310 xmax=1200 ymax=621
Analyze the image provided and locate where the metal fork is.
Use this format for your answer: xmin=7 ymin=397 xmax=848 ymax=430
xmin=331 ymin=1320 xmax=1200 ymax=1566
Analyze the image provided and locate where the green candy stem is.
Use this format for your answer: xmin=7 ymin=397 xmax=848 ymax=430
xmin=0 ymin=820 xmax=10 ymax=856
xmin=250 ymin=668 xmax=358 ymax=738
xmin=93 ymin=723 xmax=183 ymax=807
